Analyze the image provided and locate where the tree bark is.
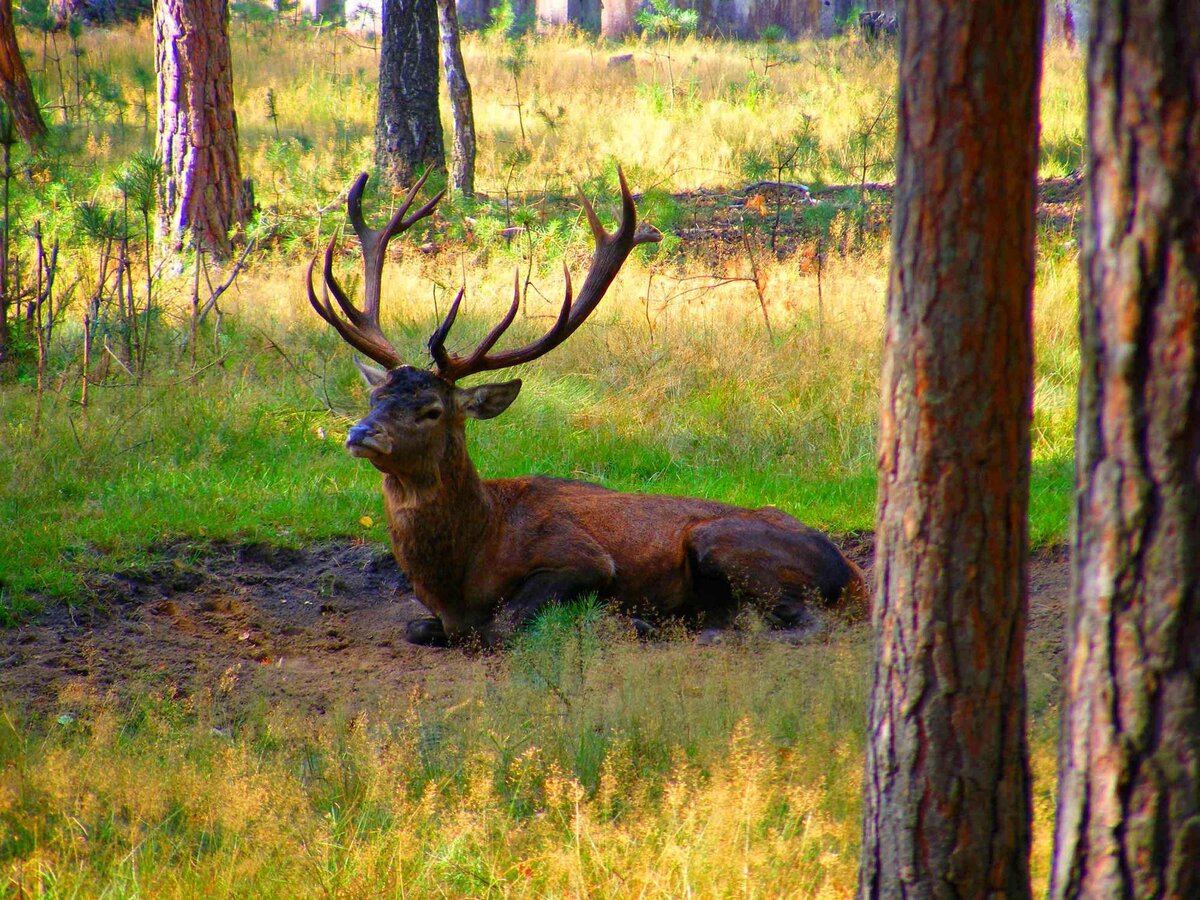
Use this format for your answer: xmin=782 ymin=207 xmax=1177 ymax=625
xmin=600 ymin=0 xmax=635 ymax=39
xmin=1049 ymin=3 xmax=1200 ymax=897
xmin=376 ymin=0 xmax=445 ymax=188
xmin=155 ymin=0 xmax=250 ymax=258
xmin=0 ymin=0 xmax=47 ymax=146
xmin=857 ymin=2 xmax=1044 ymax=897
xmin=435 ymin=0 xmax=475 ymax=197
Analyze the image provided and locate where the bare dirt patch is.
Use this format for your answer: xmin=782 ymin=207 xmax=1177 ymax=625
xmin=0 ymin=539 xmax=1069 ymax=716
xmin=0 ymin=541 xmax=479 ymax=716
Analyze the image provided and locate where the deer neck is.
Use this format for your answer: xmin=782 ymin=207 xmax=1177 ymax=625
xmin=381 ymin=434 xmax=494 ymax=610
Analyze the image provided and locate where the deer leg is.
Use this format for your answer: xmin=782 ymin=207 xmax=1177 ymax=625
xmin=685 ymin=514 xmax=859 ymax=629
xmin=484 ymin=568 xmax=614 ymax=645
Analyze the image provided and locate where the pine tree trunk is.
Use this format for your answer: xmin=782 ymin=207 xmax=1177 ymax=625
xmin=600 ymin=0 xmax=634 ymax=39
xmin=0 ymin=0 xmax=47 ymax=146
xmin=377 ymin=0 xmax=445 ymax=188
xmin=436 ymin=0 xmax=475 ymax=197
xmin=1049 ymin=3 xmax=1200 ymax=897
xmin=858 ymin=1 xmax=1043 ymax=896
xmin=155 ymin=0 xmax=250 ymax=258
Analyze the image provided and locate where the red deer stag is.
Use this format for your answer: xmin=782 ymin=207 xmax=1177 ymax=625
xmin=307 ymin=169 xmax=865 ymax=646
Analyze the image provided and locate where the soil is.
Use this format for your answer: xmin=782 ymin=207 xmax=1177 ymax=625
xmin=0 ymin=538 xmax=1069 ymax=716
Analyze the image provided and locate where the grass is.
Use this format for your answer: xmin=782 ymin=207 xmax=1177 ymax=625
xmin=0 ymin=239 xmax=1077 ymax=607
xmin=0 ymin=601 xmax=1064 ymax=896
xmin=0 ymin=19 xmax=1084 ymax=896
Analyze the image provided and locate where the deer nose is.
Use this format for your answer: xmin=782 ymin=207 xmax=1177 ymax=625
xmin=346 ymin=423 xmax=390 ymax=457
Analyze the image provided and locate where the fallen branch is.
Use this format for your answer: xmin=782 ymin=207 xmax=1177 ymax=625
xmin=741 ymin=180 xmax=812 ymax=195
xmin=739 ymin=180 xmax=894 ymax=196
xmin=197 ymin=238 xmax=257 ymax=324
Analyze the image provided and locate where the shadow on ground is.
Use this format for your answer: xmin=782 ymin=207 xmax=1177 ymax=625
xmin=0 ymin=538 xmax=1068 ymax=715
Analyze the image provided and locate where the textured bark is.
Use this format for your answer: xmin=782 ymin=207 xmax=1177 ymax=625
xmin=376 ymin=0 xmax=445 ymax=188
xmin=436 ymin=0 xmax=475 ymax=197
xmin=155 ymin=0 xmax=250 ymax=258
xmin=0 ymin=0 xmax=47 ymax=146
xmin=857 ymin=1 xmax=1043 ymax=897
xmin=1049 ymin=3 xmax=1200 ymax=897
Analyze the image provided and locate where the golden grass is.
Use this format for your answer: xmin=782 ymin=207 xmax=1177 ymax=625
xmin=2 ymin=629 xmax=867 ymax=897
xmin=47 ymin=24 xmax=1084 ymax=196
xmin=1 ymin=614 xmax=1064 ymax=898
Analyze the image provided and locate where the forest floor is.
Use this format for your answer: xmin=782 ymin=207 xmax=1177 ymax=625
xmin=0 ymin=537 xmax=1068 ymax=716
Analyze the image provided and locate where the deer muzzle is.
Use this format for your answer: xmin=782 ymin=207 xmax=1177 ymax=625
xmin=346 ymin=423 xmax=392 ymax=457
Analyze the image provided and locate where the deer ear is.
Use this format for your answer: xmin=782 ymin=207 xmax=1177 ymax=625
xmin=457 ymin=379 xmax=522 ymax=420
xmin=354 ymin=357 xmax=389 ymax=388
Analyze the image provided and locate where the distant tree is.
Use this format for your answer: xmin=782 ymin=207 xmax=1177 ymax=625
xmin=377 ymin=0 xmax=445 ymax=187
xmin=436 ymin=0 xmax=475 ymax=196
xmin=600 ymin=0 xmax=635 ymax=38
xmin=155 ymin=0 xmax=250 ymax=257
xmin=1049 ymin=4 xmax=1200 ymax=898
xmin=0 ymin=0 xmax=47 ymax=145
xmin=857 ymin=0 xmax=1044 ymax=897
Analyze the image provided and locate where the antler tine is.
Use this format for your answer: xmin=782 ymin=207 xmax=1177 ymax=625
xmin=306 ymin=257 xmax=404 ymax=368
xmin=466 ymin=271 xmax=525 ymax=362
xmin=322 ymin=236 xmax=368 ymax=328
xmin=429 ymin=272 xmax=526 ymax=378
xmin=344 ymin=172 xmax=372 ymax=243
xmin=428 ymin=286 xmax=466 ymax=371
xmin=304 ymin=171 xmax=446 ymax=370
xmin=577 ymin=184 xmax=608 ymax=244
xmin=382 ymin=168 xmax=446 ymax=243
xmin=430 ymin=167 xmax=659 ymax=382
xmin=399 ymin=187 xmax=446 ymax=233
xmin=305 ymin=256 xmax=334 ymax=324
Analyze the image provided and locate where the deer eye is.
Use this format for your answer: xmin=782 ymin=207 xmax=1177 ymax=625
xmin=418 ymin=406 xmax=442 ymax=422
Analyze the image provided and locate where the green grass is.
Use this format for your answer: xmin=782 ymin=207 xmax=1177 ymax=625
xmin=0 ymin=301 xmax=1073 ymax=616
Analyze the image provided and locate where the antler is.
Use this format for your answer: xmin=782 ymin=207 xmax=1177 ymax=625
xmin=306 ymin=170 xmax=444 ymax=368
xmin=429 ymin=167 xmax=662 ymax=382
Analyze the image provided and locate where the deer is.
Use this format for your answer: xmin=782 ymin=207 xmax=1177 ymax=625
xmin=306 ymin=168 xmax=866 ymax=647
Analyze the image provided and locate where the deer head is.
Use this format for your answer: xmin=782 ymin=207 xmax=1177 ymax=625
xmin=308 ymin=169 xmax=661 ymax=488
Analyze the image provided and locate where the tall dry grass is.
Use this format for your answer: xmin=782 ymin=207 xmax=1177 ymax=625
xmin=47 ymin=23 xmax=1084 ymax=197
xmin=1 ymin=600 xmax=1065 ymax=897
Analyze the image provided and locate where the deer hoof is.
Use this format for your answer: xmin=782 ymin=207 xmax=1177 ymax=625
xmin=406 ymin=617 xmax=449 ymax=647
xmin=630 ymin=617 xmax=659 ymax=639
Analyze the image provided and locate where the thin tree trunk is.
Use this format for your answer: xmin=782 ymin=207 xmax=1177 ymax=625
xmin=858 ymin=1 xmax=1044 ymax=897
xmin=377 ymin=0 xmax=445 ymax=187
xmin=436 ymin=0 xmax=475 ymax=197
xmin=0 ymin=131 xmax=11 ymax=372
xmin=0 ymin=0 xmax=47 ymax=146
xmin=155 ymin=0 xmax=250 ymax=258
xmin=1049 ymin=3 xmax=1200 ymax=897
